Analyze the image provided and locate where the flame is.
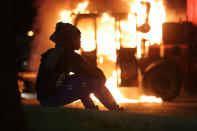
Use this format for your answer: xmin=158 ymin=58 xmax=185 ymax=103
xmin=148 ymin=0 xmax=165 ymax=44
xmin=129 ymin=0 xmax=166 ymax=58
xmin=59 ymin=10 xmax=73 ymax=23
xmin=101 ymin=13 xmax=110 ymax=22
xmin=97 ymin=15 xmax=117 ymax=62
xmin=98 ymin=56 xmax=104 ymax=64
xmin=57 ymin=0 xmax=165 ymax=104
xmin=58 ymin=1 xmax=89 ymax=23
xmin=90 ymin=71 xmax=162 ymax=103
xmin=74 ymin=1 xmax=89 ymax=14
xmin=105 ymin=71 xmax=139 ymax=103
xmin=140 ymin=95 xmax=162 ymax=103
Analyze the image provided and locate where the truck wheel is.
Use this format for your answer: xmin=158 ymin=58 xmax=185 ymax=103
xmin=142 ymin=66 xmax=182 ymax=101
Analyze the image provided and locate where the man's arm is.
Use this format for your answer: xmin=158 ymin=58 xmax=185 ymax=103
xmin=68 ymin=52 xmax=106 ymax=83
xmin=78 ymin=62 xmax=106 ymax=83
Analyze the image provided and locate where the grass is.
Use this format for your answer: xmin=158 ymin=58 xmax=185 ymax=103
xmin=23 ymin=105 xmax=197 ymax=131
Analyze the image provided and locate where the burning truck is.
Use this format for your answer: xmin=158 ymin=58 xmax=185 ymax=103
xmin=18 ymin=0 xmax=197 ymax=102
xmin=138 ymin=0 xmax=197 ymax=101
xmin=139 ymin=21 xmax=197 ymax=101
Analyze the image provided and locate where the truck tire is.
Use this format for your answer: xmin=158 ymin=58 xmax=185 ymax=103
xmin=142 ymin=65 xmax=182 ymax=101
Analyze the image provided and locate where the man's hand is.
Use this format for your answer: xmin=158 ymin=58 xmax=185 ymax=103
xmin=55 ymin=72 xmax=66 ymax=87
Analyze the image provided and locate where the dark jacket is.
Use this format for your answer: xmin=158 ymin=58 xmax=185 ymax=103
xmin=35 ymin=47 xmax=84 ymax=100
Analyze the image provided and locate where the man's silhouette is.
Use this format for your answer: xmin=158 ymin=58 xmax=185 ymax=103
xmin=35 ymin=22 xmax=123 ymax=111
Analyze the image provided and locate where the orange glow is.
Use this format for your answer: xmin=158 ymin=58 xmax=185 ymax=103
xmin=101 ymin=13 xmax=110 ymax=22
xmin=140 ymin=95 xmax=162 ymax=103
xmin=98 ymin=57 xmax=104 ymax=64
xmin=18 ymin=79 xmax=25 ymax=93
xmin=59 ymin=10 xmax=73 ymax=23
xmin=27 ymin=30 xmax=34 ymax=37
xmin=97 ymin=17 xmax=117 ymax=62
xmin=105 ymin=71 xmax=139 ymax=103
xmin=129 ymin=0 xmax=165 ymax=58
xmin=74 ymin=1 xmax=89 ymax=14
xmin=18 ymin=72 xmax=37 ymax=79
xmin=90 ymin=71 xmax=162 ymax=103
xmin=145 ymin=0 xmax=165 ymax=44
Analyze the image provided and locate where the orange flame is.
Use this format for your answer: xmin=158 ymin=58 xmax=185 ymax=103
xmin=90 ymin=71 xmax=162 ymax=103
xmin=74 ymin=1 xmax=89 ymax=14
xmin=59 ymin=10 xmax=73 ymax=23
xmin=130 ymin=0 xmax=165 ymax=58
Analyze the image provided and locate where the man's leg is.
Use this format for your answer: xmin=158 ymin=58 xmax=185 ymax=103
xmin=39 ymin=75 xmax=98 ymax=108
xmin=73 ymin=76 xmax=123 ymax=111
xmin=80 ymin=95 xmax=98 ymax=110
xmin=93 ymin=85 xmax=123 ymax=111
xmin=40 ymin=75 xmax=122 ymax=111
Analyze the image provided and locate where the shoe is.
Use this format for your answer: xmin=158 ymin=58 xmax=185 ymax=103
xmin=93 ymin=105 xmax=99 ymax=110
xmin=110 ymin=105 xmax=124 ymax=111
xmin=116 ymin=106 xmax=124 ymax=111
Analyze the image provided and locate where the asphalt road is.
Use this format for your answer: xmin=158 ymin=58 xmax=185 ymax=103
xmin=120 ymin=97 xmax=197 ymax=118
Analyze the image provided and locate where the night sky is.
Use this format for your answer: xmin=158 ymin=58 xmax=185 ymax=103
xmin=15 ymin=0 xmax=36 ymax=36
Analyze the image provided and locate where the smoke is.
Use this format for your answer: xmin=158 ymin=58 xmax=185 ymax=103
xmin=163 ymin=0 xmax=187 ymax=22
xmin=29 ymin=0 xmax=76 ymax=72
xmin=88 ymin=0 xmax=129 ymax=13
xmin=28 ymin=0 xmax=130 ymax=72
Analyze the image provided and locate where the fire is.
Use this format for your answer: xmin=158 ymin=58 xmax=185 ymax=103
xmin=59 ymin=10 xmax=73 ymax=23
xmin=90 ymin=71 xmax=162 ymax=103
xmin=57 ymin=0 xmax=165 ymax=104
xmin=147 ymin=0 xmax=165 ymax=44
xmin=74 ymin=1 xmax=89 ymax=14
xmin=58 ymin=1 xmax=89 ymax=23
xmin=101 ymin=13 xmax=111 ymax=22
xmin=130 ymin=0 xmax=165 ymax=58
xmin=97 ymin=14 xmax=117 ymax=61
xmin=140 ymin=95 xmax=162 ymax=103
xmin=105 ymin=71 xmax=138 ymax=103
xmin=105 ymin=71 xmax=162 ymax=103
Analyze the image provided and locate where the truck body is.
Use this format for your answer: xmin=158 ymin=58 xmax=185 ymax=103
xmin=138 ymin=22 xmax=197 ymax=101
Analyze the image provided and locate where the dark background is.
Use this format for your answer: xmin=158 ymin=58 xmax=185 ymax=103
xmin=15 ymin=1 xmax=36 ymax=130
xmin=16 ymin=0 xmax=37 ymax=71
xmin=15 ymin=0 xmax=37 ymax=36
